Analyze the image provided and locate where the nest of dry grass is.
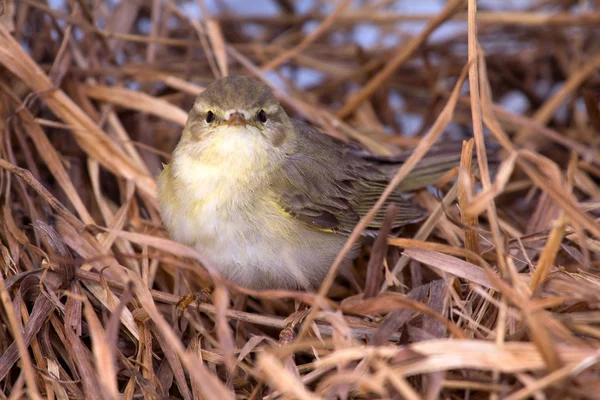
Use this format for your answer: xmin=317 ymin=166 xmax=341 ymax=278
xmin=0 ymin=0 xmax=600 ymax=398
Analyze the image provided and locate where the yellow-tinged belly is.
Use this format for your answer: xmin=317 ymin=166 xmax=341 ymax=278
xmin=158 ymin=156 xmax=296 ymax=246
xmin=157 ymin=149 xmax=351 ymax=290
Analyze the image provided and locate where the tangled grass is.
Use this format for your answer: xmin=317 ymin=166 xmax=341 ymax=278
xmin=0 ymin=0 xmax=600 ymax=398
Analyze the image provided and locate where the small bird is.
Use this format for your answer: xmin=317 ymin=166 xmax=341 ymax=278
xmin=158 ymin=76 xmax=461 ymax=290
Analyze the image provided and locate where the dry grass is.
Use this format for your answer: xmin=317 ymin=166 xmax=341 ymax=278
xmin=0 ymin=0 xmax=600 ymax=398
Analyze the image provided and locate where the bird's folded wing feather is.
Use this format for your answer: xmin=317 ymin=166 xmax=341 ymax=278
xmin=271 ymin=122 xmax=464 ymax=235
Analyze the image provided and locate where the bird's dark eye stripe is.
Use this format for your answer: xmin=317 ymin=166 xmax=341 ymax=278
xmin=258 ymin=110 xmax=267 ymax=123
xmin=206 ymin=111 xmax=215 ymax=123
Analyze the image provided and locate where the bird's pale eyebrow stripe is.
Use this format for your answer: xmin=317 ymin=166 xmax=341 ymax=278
xmin=264 ymin=105 xmax=278 ymax=114
xmin=192 ymin=104 xmax=277 ymax=117
xmin=193 ymin=102 xmax=205 ymax=114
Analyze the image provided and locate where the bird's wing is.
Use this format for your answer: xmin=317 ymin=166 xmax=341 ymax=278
xmin=272 ymin=122 xmax=462 ymax=235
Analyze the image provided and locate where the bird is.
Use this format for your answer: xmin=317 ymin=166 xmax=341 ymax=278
xmin=157 ymin=75 xmax=462 ymax=290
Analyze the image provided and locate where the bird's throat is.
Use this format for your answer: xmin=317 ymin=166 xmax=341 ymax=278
xmin=171 ymin=131 xmax=273 ymax=213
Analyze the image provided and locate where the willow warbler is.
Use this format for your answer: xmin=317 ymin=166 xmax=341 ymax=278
xmin=158 ymin=76 xmax=461 ymax=290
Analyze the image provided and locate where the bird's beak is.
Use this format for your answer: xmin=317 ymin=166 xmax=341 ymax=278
xmin=226 ymin=112 xmax=248 ymax=127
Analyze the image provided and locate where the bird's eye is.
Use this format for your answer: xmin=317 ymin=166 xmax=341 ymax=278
xmin=258 ymin=110 xmax=268 ymax=124
xmin=206 ymin=111 xmax=215 ymax=123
